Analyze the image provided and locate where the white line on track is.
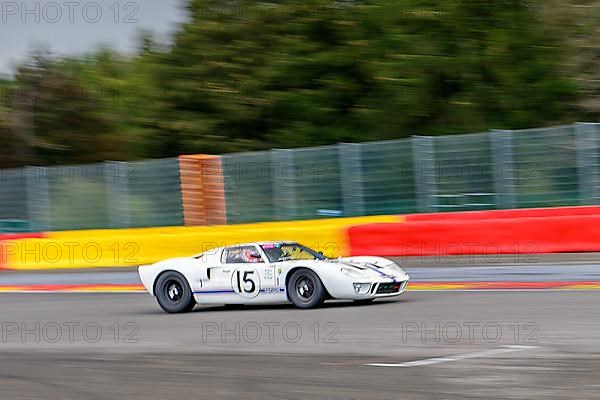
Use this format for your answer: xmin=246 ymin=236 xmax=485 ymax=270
xmin=366 ymin=345 xmax=538 ymax=367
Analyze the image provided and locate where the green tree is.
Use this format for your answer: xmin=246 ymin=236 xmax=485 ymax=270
xmin=0 ymin=0 xmax=582 ymax=166
xmin=153 ymin=0 xmax=575 ymax=154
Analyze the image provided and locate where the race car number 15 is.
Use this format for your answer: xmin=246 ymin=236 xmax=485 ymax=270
xmin=232 ymin=268 xmax=261 ymax=298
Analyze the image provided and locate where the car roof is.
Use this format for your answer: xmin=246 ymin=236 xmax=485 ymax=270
xmin=214 ymin=241 xmax=297 ymax=247
xmin=220 ymin=241 xmax=299 ymax=249
xmin=194 ymin=241 xmax=301 ymax=258
xmin=206 ymin=241 xmax=298 ymax=251
xmin=255 ymin=241 xmax=297 ymax=246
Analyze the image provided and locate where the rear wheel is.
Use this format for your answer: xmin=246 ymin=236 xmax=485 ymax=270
xmin=155 ymin=271 xmax=196 ymax=313
xmin=287 ymin=269 xmax=327 ymax=309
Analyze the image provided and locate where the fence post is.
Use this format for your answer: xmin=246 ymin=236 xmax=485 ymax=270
xmin=272 ymin=149 xmax=298 ymax=220
xmin=25 ymin=166 xmax=51 ymax=231
xmin=489 ymin=130 xmax=517 ymax=209
xmin=412 ymin=136 xmax=437 ymax=212
xmin=575 ymin=122 xmax=600 ymax=205
xmin=338 ymin=143 xmax=365 ymax=217
xmin=105 ymin=161 xmax=131 ymax=228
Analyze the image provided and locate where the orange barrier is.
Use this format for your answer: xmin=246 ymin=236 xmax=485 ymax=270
xmin=348 ymin=214 xmax=600 ymax=256
xmin=0 ymin=233 xmax=45 ymax=269
xmin=406 ymin=206 xmax=600 ymax=222
xmin=179 ymin=155 xmax=227 ymax=226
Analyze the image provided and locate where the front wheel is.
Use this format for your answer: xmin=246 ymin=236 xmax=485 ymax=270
xmin=155 ymin=271 xmax=196 ymax=313
xmin=287 ymin=269 xmax=327 ymax=309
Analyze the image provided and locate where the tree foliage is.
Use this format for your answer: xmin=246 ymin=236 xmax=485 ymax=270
xmin=0 ymin=0 xmax=583 ymax=167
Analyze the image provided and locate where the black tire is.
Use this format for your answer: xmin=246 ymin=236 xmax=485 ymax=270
xmin=354 ymin=299 xmax=375 ymax=305
xmin=155 ymin=271 xmax=196 ymax=313
xmin=287 ymin=269 xmax=327 ymax=309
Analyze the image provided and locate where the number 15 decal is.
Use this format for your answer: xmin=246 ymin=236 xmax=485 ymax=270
xmin=232 ymin=268 xmax=261 ymax=298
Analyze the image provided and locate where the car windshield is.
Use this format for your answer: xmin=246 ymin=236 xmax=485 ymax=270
xmin=260 ymin=243 xmax=327 ymax=262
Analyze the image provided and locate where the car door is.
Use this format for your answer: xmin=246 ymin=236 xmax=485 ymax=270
xmin=220 ymin=245 xmax=275 ymax=303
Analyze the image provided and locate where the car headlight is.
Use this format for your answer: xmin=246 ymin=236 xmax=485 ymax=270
xmin=353 ymin=283 xmax=371 ymax=295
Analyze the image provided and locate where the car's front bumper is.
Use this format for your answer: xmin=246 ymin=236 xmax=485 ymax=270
xmin=333 ymin=277 xmax=409 ymax=300
xmin=370 ymin=279 xmax=409 ymax=297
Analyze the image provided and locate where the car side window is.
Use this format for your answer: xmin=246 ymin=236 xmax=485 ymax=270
xmin=223 ymin=246 xmax=264 ymax=264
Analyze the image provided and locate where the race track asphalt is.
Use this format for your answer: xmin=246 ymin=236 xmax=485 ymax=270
xmin=3 ymin=263 xmax=600 ymax=286
xmin=1 ymin=290 xmax=599 ymax=399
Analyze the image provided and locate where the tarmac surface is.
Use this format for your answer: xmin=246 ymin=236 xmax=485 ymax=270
xmin=2 ymin=263 xmax=600 ymax=286
xmin=1 ymin=290 xmax=599 ymax=399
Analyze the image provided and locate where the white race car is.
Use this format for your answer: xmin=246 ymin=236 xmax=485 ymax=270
xmin=139 ymin=241 xmax=410 ymax=313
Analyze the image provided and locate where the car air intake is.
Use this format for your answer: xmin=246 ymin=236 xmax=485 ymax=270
xmin=376 ymin=282 xmax=402 ymax=294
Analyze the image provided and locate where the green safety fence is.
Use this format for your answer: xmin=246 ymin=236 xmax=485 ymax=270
xmin=0 ymin=123 xmax=599 ymax=231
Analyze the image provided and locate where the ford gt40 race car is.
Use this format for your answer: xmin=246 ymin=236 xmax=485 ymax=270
xmin=139 ymin=241 xmax=410 ymax=313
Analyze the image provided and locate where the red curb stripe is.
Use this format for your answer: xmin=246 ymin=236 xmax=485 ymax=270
xmin=0 ymin=281 xmax=600 ymax=293
xmin=0 ymin=284 xmax=145 ymax=292
xmin=409 ymin=281 xmax=600 ymax=290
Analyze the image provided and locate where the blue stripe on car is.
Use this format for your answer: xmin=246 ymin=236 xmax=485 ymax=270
xmin=363 ymin=263 xmax=397 ymax=283
xmin=193 ymin=288 xmax=285 ymax=294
